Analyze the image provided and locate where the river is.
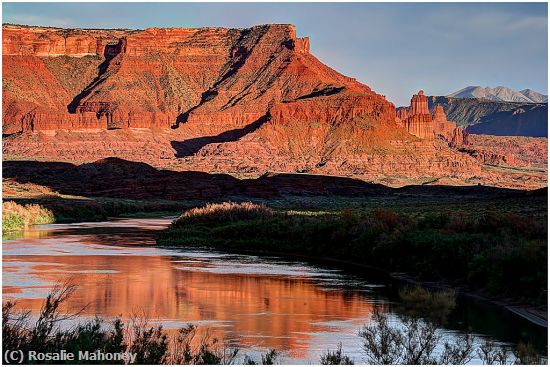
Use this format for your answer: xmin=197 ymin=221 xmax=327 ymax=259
xmin=2 ymin=217 xmax=546 ymax=364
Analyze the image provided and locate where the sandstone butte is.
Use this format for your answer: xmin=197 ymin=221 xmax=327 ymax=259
xmin=396 ymin=90 xmax=466 ymax=146
xmin=2 ymin=24 xmax=547 ymax=189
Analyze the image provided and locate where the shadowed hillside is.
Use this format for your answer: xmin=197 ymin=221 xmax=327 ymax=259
xmin=426 ymin=96 xmax=547 ymax=137
xmin=3 ymin=158 xmax=540 ymax=201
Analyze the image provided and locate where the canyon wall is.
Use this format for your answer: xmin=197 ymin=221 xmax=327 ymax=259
xmin=3 ymin=24 xmax=514 ymax=184
xmin=4 ymin=24 xmax=389 ymax=134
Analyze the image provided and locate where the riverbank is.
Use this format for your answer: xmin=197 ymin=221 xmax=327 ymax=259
xmin=157 ymin=200 xmax=548 ymax=311
xmin=2 ymin=180 xmax=191 ymax=232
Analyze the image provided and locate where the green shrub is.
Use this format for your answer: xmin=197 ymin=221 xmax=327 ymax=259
xmin=2 ymin=212 xmax=25 ymax=232
xmin=2 ymin=201 xmax=55 ymax=232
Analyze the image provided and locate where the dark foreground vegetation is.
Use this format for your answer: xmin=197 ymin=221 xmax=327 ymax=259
xmin=3 ymin=284 xmax=543 ymax=365
xmin=3 ymin=283 xmax=256 ymax=365
xmin=158 ymin=201 xmax=547 ymax=306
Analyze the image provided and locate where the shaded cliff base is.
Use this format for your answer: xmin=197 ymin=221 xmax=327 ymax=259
xmin=3 ymin=129 xmax=547 ymax=190
xmin=3 ymin=157 xmax=547 ymax=232
xmin=3 ymin=157 xmax=546 ymax=200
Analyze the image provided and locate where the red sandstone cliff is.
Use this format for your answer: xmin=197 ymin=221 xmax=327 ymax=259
xmin=3 ymin=24 xmax=489 ymax=182
xmin=3 ymin=24 xmax=394 ymax=132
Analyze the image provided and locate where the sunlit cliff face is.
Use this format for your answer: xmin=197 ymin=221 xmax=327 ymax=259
xmin=3 ymin=24 xmax=487 ymax=184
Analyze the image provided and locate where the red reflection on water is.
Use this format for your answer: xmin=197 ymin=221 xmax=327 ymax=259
xmin=4 ymin=253 xmax=375 ymax=359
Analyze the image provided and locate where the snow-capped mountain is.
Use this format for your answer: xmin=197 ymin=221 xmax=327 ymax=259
xmin=519 ymin=89 xmax=548 ymax=103
xmin=448 ymin=86 xmax=547 ymax=103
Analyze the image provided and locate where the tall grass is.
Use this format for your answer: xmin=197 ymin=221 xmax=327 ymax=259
xmin=176 ymin=202 xmax=276 ymax=225
xmin=2 ymin=201 xmax=55 ymax=232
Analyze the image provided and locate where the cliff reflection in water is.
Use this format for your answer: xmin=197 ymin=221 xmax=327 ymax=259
xmin=2 ymin=219 xmax=377 ymax=360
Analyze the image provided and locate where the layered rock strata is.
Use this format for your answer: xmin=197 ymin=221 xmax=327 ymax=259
xmin=2 ymin=24 xmax=497 ymax=182
xmin=4 ymin=24 xmax=391 ymax=133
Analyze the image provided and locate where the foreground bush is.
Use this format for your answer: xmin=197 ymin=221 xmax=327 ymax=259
xmin=2 ymin=283 xmax=294 ymax=365
xmin=159 ymin=203 xmax=547 ymax=305
xmin=2 ymin=201 xmax=55 ymax=232
xmin=3 ymin=284 xmax=543 ymax=365
xmin=359 ymin=308 xmax=543 ymax=365
xmin=2 ymin=283 xmax=267 ymax=365
xmin=320 ymin=343 xmax=354 ymax=365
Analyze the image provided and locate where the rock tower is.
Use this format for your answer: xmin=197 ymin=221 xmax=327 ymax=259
xmin=397 ymin=90 xmax=467 ymax=145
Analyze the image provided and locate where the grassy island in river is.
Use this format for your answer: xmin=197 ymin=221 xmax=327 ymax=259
xmin=158 ymin=200 xmax=547 ymax=307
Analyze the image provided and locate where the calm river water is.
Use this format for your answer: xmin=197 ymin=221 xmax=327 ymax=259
xmin=2 ymin=218 xmax=546 ymax=364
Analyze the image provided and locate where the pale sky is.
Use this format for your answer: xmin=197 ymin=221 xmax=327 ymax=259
xmin=3 ymin=2 xmax=547 ymax=106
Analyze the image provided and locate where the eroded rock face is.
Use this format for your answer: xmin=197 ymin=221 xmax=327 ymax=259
xmin=6 ymin=24 xmax=533 ymax=185
xmin=464 ymin=135 xmax=547 ymax=168
xmin=398 ymin=90 xmax=435 ymax=140
xmin=409 ymin=90 xmax=430 ymax=115
xmin=2 ymin=25 xmax=129 ymax=57
xmin=432 ymin=104 xmax=468 ymax=145
xmin=398 ymin=92 xmax=468 ymax=145
xmin=4 ymin=24 xmax=386 ymax=133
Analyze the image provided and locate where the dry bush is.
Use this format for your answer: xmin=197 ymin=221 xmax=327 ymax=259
xmin=372 ymin=208 xmax=403 ymax=227
xmin=368 ymin=208 xmax=413 ymax=234
xmin=3 ymin=284 xmax=239 ymax=365
xmin=320 ymin=343 xmax=354 ymax=365
xmin=175 ymin=202 xmax=276 ymax=225
xmin=167 ymin=324 xmax=238 ymax=365
xmin=446 ymin=211 xmax=470 ymax=232
xmin=398 ymin=286 xmax=456 ymax=324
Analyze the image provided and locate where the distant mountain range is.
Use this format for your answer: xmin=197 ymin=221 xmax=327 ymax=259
xmin=427 ymin=96 xmax=547 ymax=138
xmin=448 ymin=86 xmax=548 ymax=103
